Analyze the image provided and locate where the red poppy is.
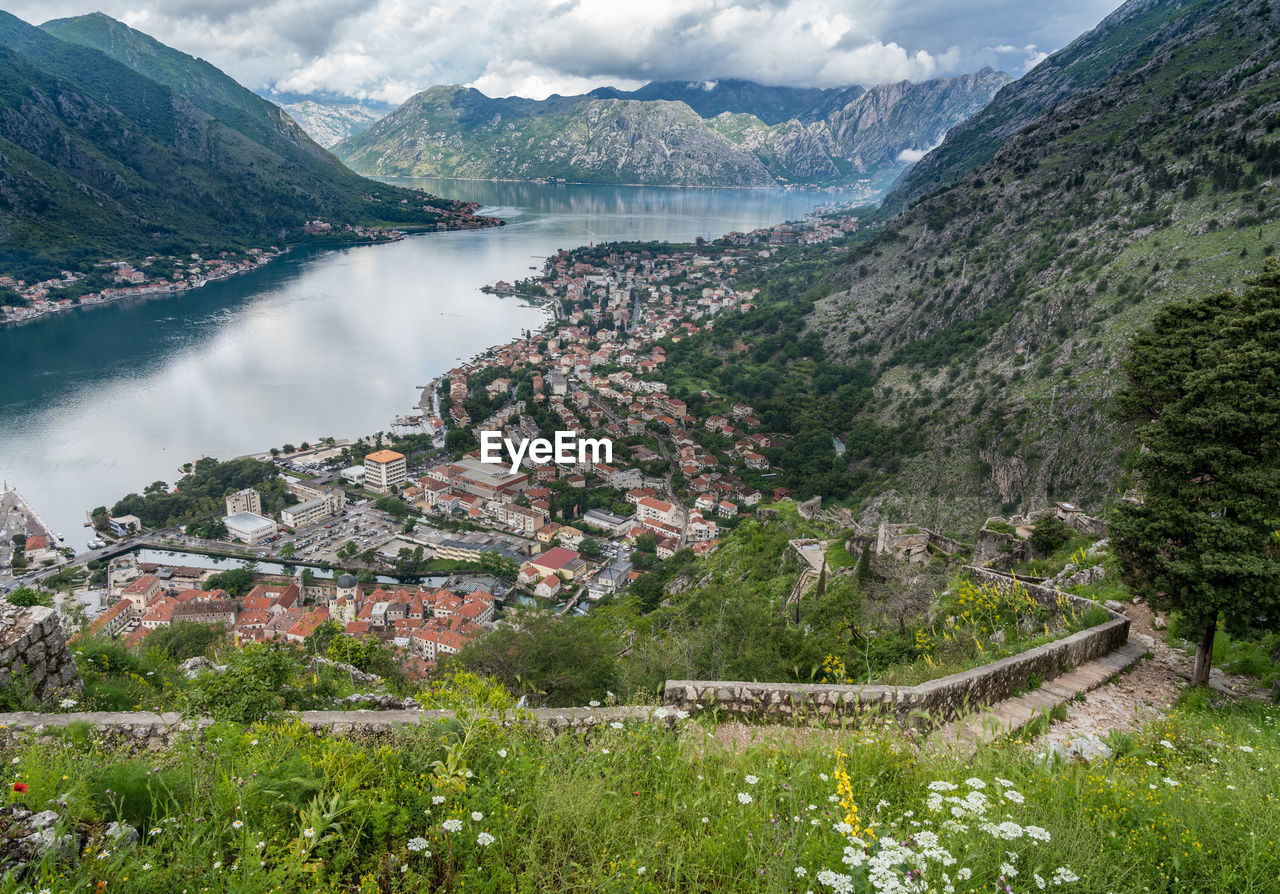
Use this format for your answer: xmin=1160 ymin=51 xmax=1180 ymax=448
xmin=12 ymin=782 xmax=27 ymax=793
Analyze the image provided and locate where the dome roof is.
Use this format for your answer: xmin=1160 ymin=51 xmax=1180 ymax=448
xmin=336 ymin=573 xmax=357 ymax=588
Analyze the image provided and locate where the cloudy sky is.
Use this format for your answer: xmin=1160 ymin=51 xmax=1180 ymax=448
xmin=11 ymin=0 xmax=1122 ymax=104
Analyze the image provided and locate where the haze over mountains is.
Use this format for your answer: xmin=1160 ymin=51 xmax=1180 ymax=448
xmin=0 ymin=12 xmax=473 ymax=282
xmin=332 ymin=70 xmax=1011 ymax=190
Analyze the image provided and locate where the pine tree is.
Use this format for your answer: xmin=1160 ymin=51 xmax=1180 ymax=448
xmin=1111 ymin=260 xmax=1280 ymax=686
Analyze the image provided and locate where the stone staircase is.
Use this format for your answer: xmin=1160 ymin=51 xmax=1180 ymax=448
xmin=927 ymin=639 xmax=1150 ymax=758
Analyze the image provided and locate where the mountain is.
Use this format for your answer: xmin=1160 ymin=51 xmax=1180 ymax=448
xmin=587 ymin=78 xmax=864 ymax=125
xmin=0 ymin=13 xmax=481 ymax=282
xmin=655 ymin=0 xmax=1280 ymax=531
xmin=333 ymin=71 xmax=1011 ymax=189
xmin=278 ymin=100 xmax=386 ymax=148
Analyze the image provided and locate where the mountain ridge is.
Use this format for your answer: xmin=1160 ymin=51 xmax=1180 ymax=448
xmin=0 ymin=12 xmax=484 ymax=284
xmin=334 ymin=70 xmax=1011 ymax=190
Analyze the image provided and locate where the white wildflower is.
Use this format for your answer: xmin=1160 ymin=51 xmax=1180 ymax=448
xmin=1003 ymin=789 xmax=1025 ymax=804
xmin=957 ymin=868 xmax=972 ymax=881
xmin=1164 ymin=777 xmax=1179 ymax=787
xmin=471 ymin=811 xmax=484 ymax=822
xmin=1035 ymin=873 xmax=1047 ymax=889
xmin=477 ymin=832 xmax=495 ymax=846
xmin=497 ymin=749 xmax=507 ymax=758
xmin=965 ymin=777 xmax=986 ymax=789
xmin=795 ymin=866 xmax=808 ymax=877
xmin=737 ymin=792 xmax=753 ymax=805
xmin=610 ymin=722 xmax=623 ymax=730
xmin=1052 ymin=867 xmax=1080 ymax=884
xmin=407 ymin=837 xmax=428 ymax=852
xmin=442 ymin=819 xmax=463 ymax=833
xmin=432 ymin=796 xmax=446 ymax=805
xmin=928 ymin=780 xmax=959 ymax=792
xmin=745 ymin=774 xmax=759 ymax=785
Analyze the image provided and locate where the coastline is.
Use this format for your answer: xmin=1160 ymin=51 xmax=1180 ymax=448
xmin=0 ymin=216 xmax=504 ymax=329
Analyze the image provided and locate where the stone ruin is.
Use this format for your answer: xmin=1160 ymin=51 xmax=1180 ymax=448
xmin=0 ymin=604 xmax=82 ymax=707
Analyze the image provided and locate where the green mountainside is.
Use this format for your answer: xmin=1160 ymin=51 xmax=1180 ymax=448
xmin=0 ymin=13 xmax=477 ymax=282
xmin=653 ymin=0 xmax=1280 ymax=532
xmin=333 ymin=71 xmax=1010 ymax=189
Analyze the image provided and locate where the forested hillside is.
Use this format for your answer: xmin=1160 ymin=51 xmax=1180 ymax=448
xmin=651 ymin=0 xmax=1280 ymax=531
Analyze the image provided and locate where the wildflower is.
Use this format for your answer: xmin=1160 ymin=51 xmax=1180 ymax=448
xmin=477 ymin=832 xmax=495 ymax=846
xmin=1159 ymin=739 xmax=1173 ymax=749
xmin=745 ymin=774 xmax=759 ymax=785
xmin=497 ymin=749 xmax=507 ymax=758
xmin=601 ymin=748 xmax=610 ymax=754
xmin=1164 ymin=777 xmax=1179 ymax=787
xmin=255 ymin=841 xmax=265 ymax=849
xmin=471 ymin=811 xmax=484 ymax=822
xmin=1024 ymin=826 xmax=1051 ymax=842
xmin=795 ymin=866 xmax=808 ymax=877
xmin=213 ymin=861 xmax=222 ymax=870
xmin=149 ymin=827 xmax=161 ymax=837
xmin=59 ymin=698 xmax=78 ymax=709
xmin=819 ymin=773 xmax=829 ymax=782
xmin=1238 ymin=745 xmax=1254 ymax=753
xmin=432 ymin=796 xmax=446 ymax=805
xmin=250 ymin=739 xmax=258 ymax=746
xmin=589 ymin=700 xmax=601 ymax=707
xmin=442 ymin=819 xmax=463 ymax=833
xmin=1052 ymin=867 xmax=1080 ymax=884
xmin=407 ymin=837 xmax=428 ymax=852
xmin=1001 ymin=862 xmax=1018 ymax=877
xmin=610 ymin=722 xmax=623 ymax=730
xmin=303 ymin=828 xmax=315 ymax=838
xmin=995 ymin=778 xmax=1014 ymax=788
xmin=1034 ymin=872 xmax=1047 ymax=889
xmin=737 ymin=792 xmax=753 ymax=805
xmin=965 ymin=778 xmax=986 ymax=789
xmin=638 ymin=866 xmax=646 ymax=874
xmin=141 ymin=863 xmax=152 ymax=871
xmin=1003 ymin=790 xmax=1025 ymax=804
xmin=11 ymin=782 xmax=27 ymax=793
xmin=701 ymin=817 xmax=708 ymax=823
xmin=232 ymin=820 xmax=243 ymax=829
xmin=97 ymin=850 xmax=111 ymax=860
xmin=957 ymin=868 xmax=972 ymax=881
xmin=928 ymin=781 xmax=959 ymax=792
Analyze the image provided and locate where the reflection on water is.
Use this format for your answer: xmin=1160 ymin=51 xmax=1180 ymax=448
xmin=0 ymin=180 xmax=852 ymax=547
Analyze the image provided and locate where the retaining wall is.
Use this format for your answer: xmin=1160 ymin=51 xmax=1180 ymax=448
xmin=664 ymin=568 xmax=1129 ymax=728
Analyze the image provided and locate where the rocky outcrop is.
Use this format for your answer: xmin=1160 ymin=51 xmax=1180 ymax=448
xmin=280 ymin=100 xmax=385 ymax=148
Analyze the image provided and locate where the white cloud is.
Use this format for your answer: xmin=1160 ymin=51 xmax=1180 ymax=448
xmin=8 ymin=0 xmax=1115 ymax=102
xmin=897 ymin=147 xmax=929 ymax=163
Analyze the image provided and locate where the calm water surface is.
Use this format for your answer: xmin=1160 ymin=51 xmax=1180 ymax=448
xmin=0 ymin=180 xmax=847 ymax=548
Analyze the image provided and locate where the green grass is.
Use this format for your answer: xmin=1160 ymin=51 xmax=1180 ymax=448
xmin=2 ymin=677 xmax=1277 ymax=893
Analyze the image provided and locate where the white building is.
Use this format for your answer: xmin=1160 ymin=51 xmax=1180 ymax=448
xmin=223 ymin=511 xmax=278 ymax=545
xmin=363 ymin=450 xmax=407 ymax=493
xmin=340 ymin=465 xmax=366 ymax=485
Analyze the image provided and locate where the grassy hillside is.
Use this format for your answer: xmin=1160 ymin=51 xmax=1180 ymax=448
xmin=3 ymin=672 xmax=1277 ymax=892
xmin=0 ymin=13 xmax=478 ymax=282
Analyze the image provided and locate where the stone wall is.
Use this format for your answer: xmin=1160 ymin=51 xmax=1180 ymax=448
xmin=0 ymin=605 xmax=82 ymax=706
xmin=664 ymin=569 xmax=1129 ymax=728
xmin=0 ymin=704 xmax=680 ymax=749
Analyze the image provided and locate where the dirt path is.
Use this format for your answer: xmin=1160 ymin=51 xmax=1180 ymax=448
xmin=1043 ymin=600 xmax=1269 ymax=750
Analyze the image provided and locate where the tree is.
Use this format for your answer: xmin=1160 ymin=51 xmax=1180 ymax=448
xmin=203 ymin=567 xmax=256 ymax=598
xmin=1111 ymin=261 xmax=1280 ymax=687
xmin=6 ymin=587 xmax=53 ymax=608
xmin=147 ymin=621 xmax=227 ymax=660
xmin=1028 ymin=515 xmax=1072 ymax=555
